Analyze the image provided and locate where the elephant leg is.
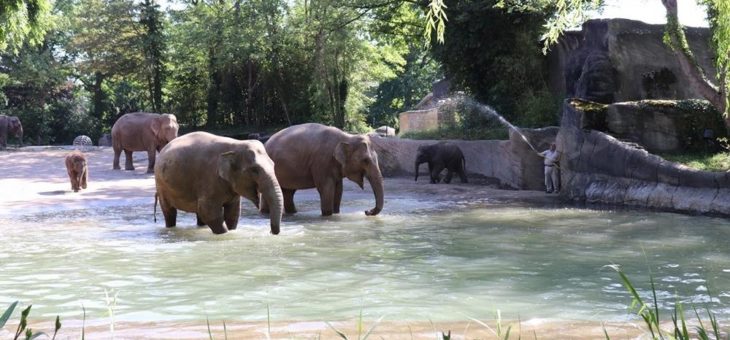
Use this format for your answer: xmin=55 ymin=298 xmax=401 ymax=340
xmin=113 ymin=147 xmax=122 ymax=170
xmin=160 ymin=198 xmax=177 ymax=228
xmin=333 ymin=180 xmax=343 ymax=214
xmin=317 ymin=180 xmax=336 ymax=216
xmin=70 ymin=173 xmax=79 ymax=192
xmin=458 ymin=168 xmax=468 ymax=183
xmin=81 ymin=171 xmax=88 ymax=189
xmin=223 ymin=198 xmax=241 ymax=230
xmin=259 ymin=194 xmax=270 ymax=214
xmin=283 ymin=189 xmax=297 ymax=214
xmin=443 ymin=168 xmax=454 ymax=184
xmin=430 ymin=164 xmax=444 ymax=184
xmin=146 ymin=147 xmax=156 ymax=174
xmin=196 ymin=214 xmax=206 ymax=226
xmin=124 ymin=150 xmax=135 ymax=170
xmin=198 ymin=201 xmax=227 ymax=234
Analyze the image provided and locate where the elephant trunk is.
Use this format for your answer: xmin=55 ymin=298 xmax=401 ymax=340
xmin=365 ymin=167 xmax=384 ymax=216
xmin=259 ymin=170 xmax=284 ymax=235
xmin=414 ymin=161 xmax=420 ymax=182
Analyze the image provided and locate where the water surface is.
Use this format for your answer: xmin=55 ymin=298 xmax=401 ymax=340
xmin=2 ymin=193 xmax=729 ymax=325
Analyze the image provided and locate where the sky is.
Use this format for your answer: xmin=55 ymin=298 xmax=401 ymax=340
xmin=592 ymin=0 xmax=709 ymax=27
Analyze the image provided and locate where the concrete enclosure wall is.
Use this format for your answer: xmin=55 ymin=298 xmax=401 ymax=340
xmin=370 ymin=127 xmax=558 ymax=190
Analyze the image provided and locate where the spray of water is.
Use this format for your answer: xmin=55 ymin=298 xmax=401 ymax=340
xmin=441 ymin=96 xmax=541 ymax=153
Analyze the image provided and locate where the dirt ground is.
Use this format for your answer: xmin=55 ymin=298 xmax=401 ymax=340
xmin=0 ymin=146 xmax=652 ymax=339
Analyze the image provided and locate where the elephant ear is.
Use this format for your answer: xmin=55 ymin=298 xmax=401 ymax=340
xmin=218 ymin=151 xmax=240 ymax=182
xmin=334 ymin=142 xmax=351 ymax=167
xmin=149 ymin=117 xmax=162 ymax=137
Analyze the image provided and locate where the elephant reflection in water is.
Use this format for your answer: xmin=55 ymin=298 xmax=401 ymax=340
xmin=415 ymin=142 xmax=467 ymax=184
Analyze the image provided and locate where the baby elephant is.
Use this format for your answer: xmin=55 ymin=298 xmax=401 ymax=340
xmin=415 ymin=142 xmax=467 ymax=184
xmin=65 ymin=150 xmax=88 ymax=192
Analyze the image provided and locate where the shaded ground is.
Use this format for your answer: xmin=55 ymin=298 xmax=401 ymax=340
xmin=0 ymin=146 xmax=653 ymax=339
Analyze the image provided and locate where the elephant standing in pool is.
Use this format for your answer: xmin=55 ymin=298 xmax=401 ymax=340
xmin=111 ymin=112 xmax=179 ymax=173
xmin=261 ymin=123 xmax=384 ymax=216
xmin=0 ymin=115 xmax=23 ymax=149
xmin=415 ymin=142 xmax=467 ymax=184
xmin=155 ymin=131 xmax=283 ymax=234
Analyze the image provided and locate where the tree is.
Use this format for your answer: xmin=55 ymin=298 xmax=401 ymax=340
xmin=661 ymin=0 xmax=729 ymax=129
xmin=0 ymin=0 xmax=53 ymax=53
xmin=140 ymin=0 xmax=166 ymax=113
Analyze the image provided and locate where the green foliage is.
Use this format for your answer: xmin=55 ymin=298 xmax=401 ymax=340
xmin=658 ymin=151 xmax=730 ymax=172
xmin=0 ymin=0 xmax=54 ymax=54
xmin=606 ymin=265 xmax=724 ymax=340
xmin=1 ymin=301 xmax=61 ymax=340
xmin=429 ymin=0 xmax=562 ymax=127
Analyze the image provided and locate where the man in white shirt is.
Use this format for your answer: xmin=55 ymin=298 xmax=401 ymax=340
xmin=538 ymin=143 xmax=561 ymax=193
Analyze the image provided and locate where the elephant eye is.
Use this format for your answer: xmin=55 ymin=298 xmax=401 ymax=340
xmin=249 ymin=167 xmax=259 ymax=176
xmin=362 ymin=158 xmax=370 ymax=165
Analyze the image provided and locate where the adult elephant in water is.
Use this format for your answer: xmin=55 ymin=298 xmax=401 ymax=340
xmin=261 ymin=123 xmax=384 ymax=216
xmin=155 ymin=132 xmax=283 ymax=235
xmin=111 ymin=112 xmax=179 ymax=173
xmin=0 ymin=115 xmax=23 ymax=149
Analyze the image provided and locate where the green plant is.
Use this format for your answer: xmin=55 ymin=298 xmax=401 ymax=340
xmin=606 ymin=264 xmax=724 ymax=340
xmin=1 ymin=301 xmax=62 ymax=340
xmin=325 ymin=311 xmax=384 ymax=340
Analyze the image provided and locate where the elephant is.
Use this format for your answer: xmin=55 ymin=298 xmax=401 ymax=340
xmin=415 ymin=142 xmax=467 ymax=184
xmin=0 ymin=115 xmax=23 ymax=149
xmin=65 ymin=150 xmax=88 ymax=192
xmin=98 ymin=133 xmax=112 ymax=147
xmin=111 ymin=112 xmax=179 ymax=173
xmin=154 ymin=131 xmax=283 ymax=235
xmin=261 ymin=123 xmax=384 ymax=217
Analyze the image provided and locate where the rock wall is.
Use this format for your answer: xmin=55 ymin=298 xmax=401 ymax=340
xmin=578 ymin=99 xmax=726 ymax=153
xmin=370 ymin=127 xmax=558 ymax=190
xmin=548 ymin=19 xmax=716 ymax=103
xmin=558 ymin=100 xmax=730 ymax=215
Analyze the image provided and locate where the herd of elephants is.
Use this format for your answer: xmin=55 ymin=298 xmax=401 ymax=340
xmin=1 ymin=113 xmax=469 ymax=235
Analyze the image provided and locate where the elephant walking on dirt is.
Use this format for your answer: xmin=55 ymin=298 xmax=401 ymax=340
xmin=261 ymin=123 xmax=384 ymax=217
xmin=0 ymin=115 xmax=23 ymax=149
xmin=154 ymin=132 xmax=284 ymax=235
xmin=111 ymin=112 xmax=179 ymax=173
xmin=415 ymin=142 xmax=467 ymax=184
xmin=65 ymin=150 xmax=88 ymax=192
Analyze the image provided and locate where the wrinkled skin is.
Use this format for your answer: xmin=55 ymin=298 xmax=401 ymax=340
xmin=261 ymin=123 xmax=384 ymax=217
xmin=415 ymin=142 xmax=467 ymax=184
xmin=111 ymin=112 xmax=179 ymax=173
xmin=65 ymin=151 xmax=89 ymax=192
xmin=0 ymin=115 xmax=23 ymax=149
xmin=154 ymin=132 xmax=284 ymax=235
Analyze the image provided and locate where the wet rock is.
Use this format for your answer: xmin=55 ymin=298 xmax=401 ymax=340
xmin=559 ymin=100 xmax=730 ymax=216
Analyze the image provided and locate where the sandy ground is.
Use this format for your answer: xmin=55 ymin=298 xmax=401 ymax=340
xmin=0 ymin=146 xmax=653 ymax=339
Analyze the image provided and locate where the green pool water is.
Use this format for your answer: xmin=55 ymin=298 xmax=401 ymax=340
xmin=1 ymin=195 xmax=729 ymax=324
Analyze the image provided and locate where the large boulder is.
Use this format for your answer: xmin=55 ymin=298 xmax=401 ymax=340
xmin=549 ymin=19 xmax=716 ymax=103
xmin=576 ymin=99 xmax=725 ymax=153
xmin=558 ymin=99 xmax=730 ymax=215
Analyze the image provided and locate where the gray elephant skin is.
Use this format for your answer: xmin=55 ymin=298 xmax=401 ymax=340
xmin=65 ymin=150 xmax=88 ymax=192
xmin=262 ymin=123 xmax=384 ymax=216
xmin=415 ymin=142 xmax=467 ymax=184
xmin=111 ymin=112 xmax=179 ymax=173
xmin=154 ymin=131 xmax=284 ymax=235
xmin=0 ymin=115 xmax=23 ymax=149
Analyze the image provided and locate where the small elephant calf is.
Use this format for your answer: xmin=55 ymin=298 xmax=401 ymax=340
xmin=415 ymin=142 xmax=467 ymax=184
xmin=65 ymin=150 xmax=88 ymax=192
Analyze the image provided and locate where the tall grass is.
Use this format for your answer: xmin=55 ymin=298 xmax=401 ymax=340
xmin=606 ymin=264 xmax=724 ymax=340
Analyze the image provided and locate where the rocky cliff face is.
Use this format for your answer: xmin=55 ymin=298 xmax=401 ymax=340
xmin=549 ymin=19 xmax=716 ymax=103
xmin=558 ymin=100 xmax=730 ymax=215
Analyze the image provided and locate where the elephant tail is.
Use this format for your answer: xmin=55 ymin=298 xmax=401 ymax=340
xmin=153 ymin=192 xmax=158 ymax=223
